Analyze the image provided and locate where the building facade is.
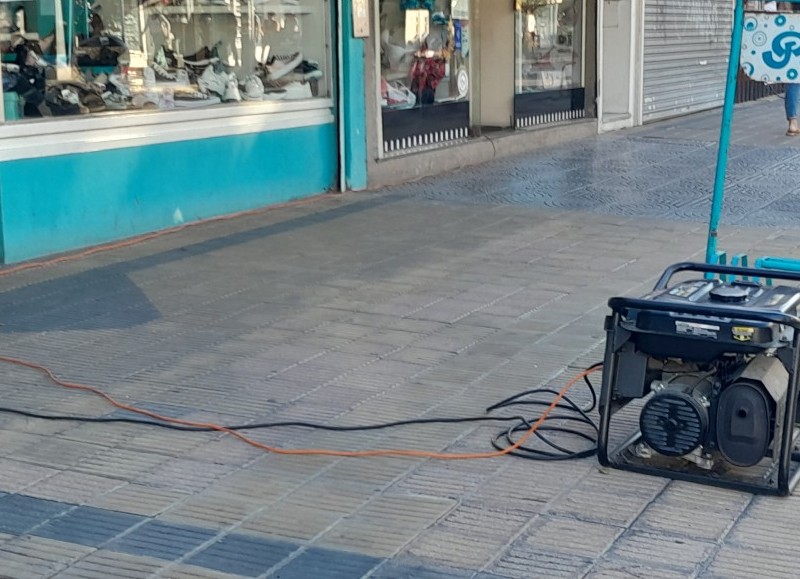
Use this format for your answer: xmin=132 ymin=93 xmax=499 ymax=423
xmin=0 ymin=0 xmax=370 ymax=263
xmin=0 ymin=0 xmax=753 ymax=263
xmin=598 ymin=0 xmax=735 ymax=131
xmin=364 ymin=0 xmax=599 ymax=188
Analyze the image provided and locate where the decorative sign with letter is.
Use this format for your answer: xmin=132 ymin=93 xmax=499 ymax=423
xmin=741 ymin=12 xmax=800 ymax=83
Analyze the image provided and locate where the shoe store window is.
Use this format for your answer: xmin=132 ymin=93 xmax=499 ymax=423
xmin=378 ymin=0 xmax=470 ymax=154
xmin=514 ymin=0 xmax=585 ymax=128
xmin=0 ymin=0 xmax=330 ymax=122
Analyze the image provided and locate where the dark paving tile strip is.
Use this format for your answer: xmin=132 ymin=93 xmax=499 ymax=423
xmin=269 ymin=547 xmax=382 ymax=579
xmin=30 ymin=505 xmax=146 ymax=547
xmin=0 ymin=492 xmax=394 ymax=578
xmin=187 ymin=533 xmax=299 ymax=576
xmin=0 ymin=493 xmax=73 ymax=535
xmin=105 ymin=519 xmax=218 ymax=560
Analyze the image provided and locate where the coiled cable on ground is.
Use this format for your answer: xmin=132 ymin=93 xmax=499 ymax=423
xmin=0 ymin=354 xmax=602 ymax=461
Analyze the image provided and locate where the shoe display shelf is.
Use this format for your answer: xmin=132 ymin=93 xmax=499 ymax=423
xmin=0 ymin=31 xmax=38 ymax=42
xmin=154 ymin=4 xmax=312 ymax=16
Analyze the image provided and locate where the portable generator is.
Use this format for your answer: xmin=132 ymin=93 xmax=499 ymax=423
xmin=598 ymin=262 xmax=800 ymax=495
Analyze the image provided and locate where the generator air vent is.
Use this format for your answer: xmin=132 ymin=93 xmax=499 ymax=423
xmin=640 ymin=391 xmax=708 ymax=456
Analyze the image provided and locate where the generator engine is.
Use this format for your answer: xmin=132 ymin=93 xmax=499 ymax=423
xmin=598 ymin=262 xmax=800 ymax=496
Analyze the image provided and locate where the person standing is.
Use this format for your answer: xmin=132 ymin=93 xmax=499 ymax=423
xmin=787 ymin=83 xmax=800 ymax=136
xmin=774 ymin=2 xmax=800 ymax=135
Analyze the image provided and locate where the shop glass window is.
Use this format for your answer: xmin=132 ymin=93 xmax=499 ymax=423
xmin=378 ymin=0 xmax=470 ymax=110
xmin=0 ymin=0 xmax=330 ymax=122
xmin=515 ymin=0 xmax=582 ymax=93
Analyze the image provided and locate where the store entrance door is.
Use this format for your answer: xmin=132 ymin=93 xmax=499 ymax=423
xmin=476 ymin=0 xmax=514 ymax=130
xmin=598 ymin=0 xmax=639 ymax=131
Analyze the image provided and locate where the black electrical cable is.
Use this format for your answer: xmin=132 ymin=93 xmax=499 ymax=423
xmin=487 ymin=361 xmax=603 ymax=460
xmin=0 ymin=408 xmax=532 ymax=432
xmin=0 ymin=362 xmax=604 ymax=461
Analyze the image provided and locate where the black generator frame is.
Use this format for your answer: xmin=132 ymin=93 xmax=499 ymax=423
xmin=598 ymin=262 xmax=800 ymax=496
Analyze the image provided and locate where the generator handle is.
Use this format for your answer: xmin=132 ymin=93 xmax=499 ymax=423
xmin=654 ymin=262 xmax=800 ymax=290
xmin=608 ymin=296 xmax=800 ymax=329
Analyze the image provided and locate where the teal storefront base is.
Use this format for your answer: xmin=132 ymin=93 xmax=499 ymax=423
xmin=0 ymin=122 xmax=338 ymax=264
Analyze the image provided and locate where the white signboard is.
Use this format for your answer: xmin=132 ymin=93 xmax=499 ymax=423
xmin=741 ymin=12 xmax=800 ymax=83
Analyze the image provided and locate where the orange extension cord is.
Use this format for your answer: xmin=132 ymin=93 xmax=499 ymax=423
xmin=0 ymin=354 xmax=601 ymax=460
xmin=0 ymin=195 xmax=602 ymax=460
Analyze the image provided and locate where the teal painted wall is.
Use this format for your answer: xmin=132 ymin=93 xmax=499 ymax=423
xmin=0 ymin=122 xmax=337 ymax=263
xmin=340 ymin=0 xmax=368 ymax=191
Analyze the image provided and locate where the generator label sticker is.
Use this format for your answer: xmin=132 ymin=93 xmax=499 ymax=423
xmin=675 ymin=320 xmax=719 ymax=339
xmin=732 ymin=326 xmax=755 ymax=342
xmin=668 ymin=282 xmax=703 ymax=299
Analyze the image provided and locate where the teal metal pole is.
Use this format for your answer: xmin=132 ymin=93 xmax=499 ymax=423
xmin=706 ymin=0 xmax=745 ymax=264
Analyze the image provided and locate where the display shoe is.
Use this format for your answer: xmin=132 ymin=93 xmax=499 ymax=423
xmin=108 ymin=72 xmax=131 ymax=96
xmin=223 ymin=73 xmax=241 ymax=102
xmin=184 ymin=46 xmax=213 ymax=63
xmin=262 ymin=88 xmax=287 ymax=100
xmin=173 ymin=69 xmax=190 ymax=86
xmin=162 ymin=45 xmax=220 ymax=74
xmin=39 ymin=87 xmax=85 ymax=116
xmin=293 ymin=60 xmax=323 ymax=80
xmin=143 ymin=66 xmax=157 ymax=87
xmin=175 ymin=92 xmax=221 ymax=107
xmin=92 ymin=72 xmax=108 ymax=91
xmin=154 ymin=45 xmax=170 ymax=68
xmin=241 ymin=74 xmax=264 ymax=100
xmin=59 ymin=87 xmax=81 ymax=106
xmin=197 ymin=65 xmax=227 ymax=97
xmin=281 ymin=80 xmax=311 ymax=99
xmin=265 ymin=51 xmax=302 ymax=80
xmin=149 ymin=63 xmax=190 ymax=87
xmin=81 ymin=92 xmax=106 ymax=113
xmin=152 ymin=62 xmax=177 ymax=81
xmin=381 ymin=30 xmax=414 ymax=70
xmin=131 ymin=91 xmax=159 ymax=109
xmin=14 ymin=39 xmax=48 ymax=68
xmin=101 ymin=91 xmax=130 ymax=110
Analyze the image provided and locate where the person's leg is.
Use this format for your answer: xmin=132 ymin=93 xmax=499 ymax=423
xmin=786 ymin=83 xmax=800 ymax=134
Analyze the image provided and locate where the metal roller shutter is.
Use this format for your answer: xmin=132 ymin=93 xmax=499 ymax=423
xmin=642 ymin=0 xmax=734 ymax=122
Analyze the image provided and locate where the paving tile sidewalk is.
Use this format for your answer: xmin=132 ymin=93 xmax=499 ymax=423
xmin=0 ymin=98 xmax=799 ymax=578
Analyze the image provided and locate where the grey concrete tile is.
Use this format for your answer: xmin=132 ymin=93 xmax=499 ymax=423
xmin=72 ymin=448 xmax=172 ymax=481
xmin=704 ymin=545 xmax=800 ymax=579
xmin=52 ymin=549 xmax=167 ymax=578
xmin=605 ymin=531 xmax=715 ymax=573
xmin=634 ymin=482 xmax=750 ymax=541
xmin=0 ymin=458 xmax=59 ymax=493
xmin=521 ymin=516 xmax=623 ymax=559
xmin=159 ymin=494 xmax=259 ymax=531
xmin=135 ymin=459 xmax=234 ymax=493
xmin=0 ymin=535 xmax=94 ymax=577
xmin=25 ymin=471 xmax=125 ymax=504
xmin=9 ymin=437 xmax=106 ymax=469
xmin=88 ymin=483 xmax=190 ymax=517
xmin=488 ymin=546 xmax=593 ymax=578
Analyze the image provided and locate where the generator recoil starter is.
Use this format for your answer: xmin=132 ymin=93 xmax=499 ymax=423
xmin=598 ymin=262 xmax=800 ymax=495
